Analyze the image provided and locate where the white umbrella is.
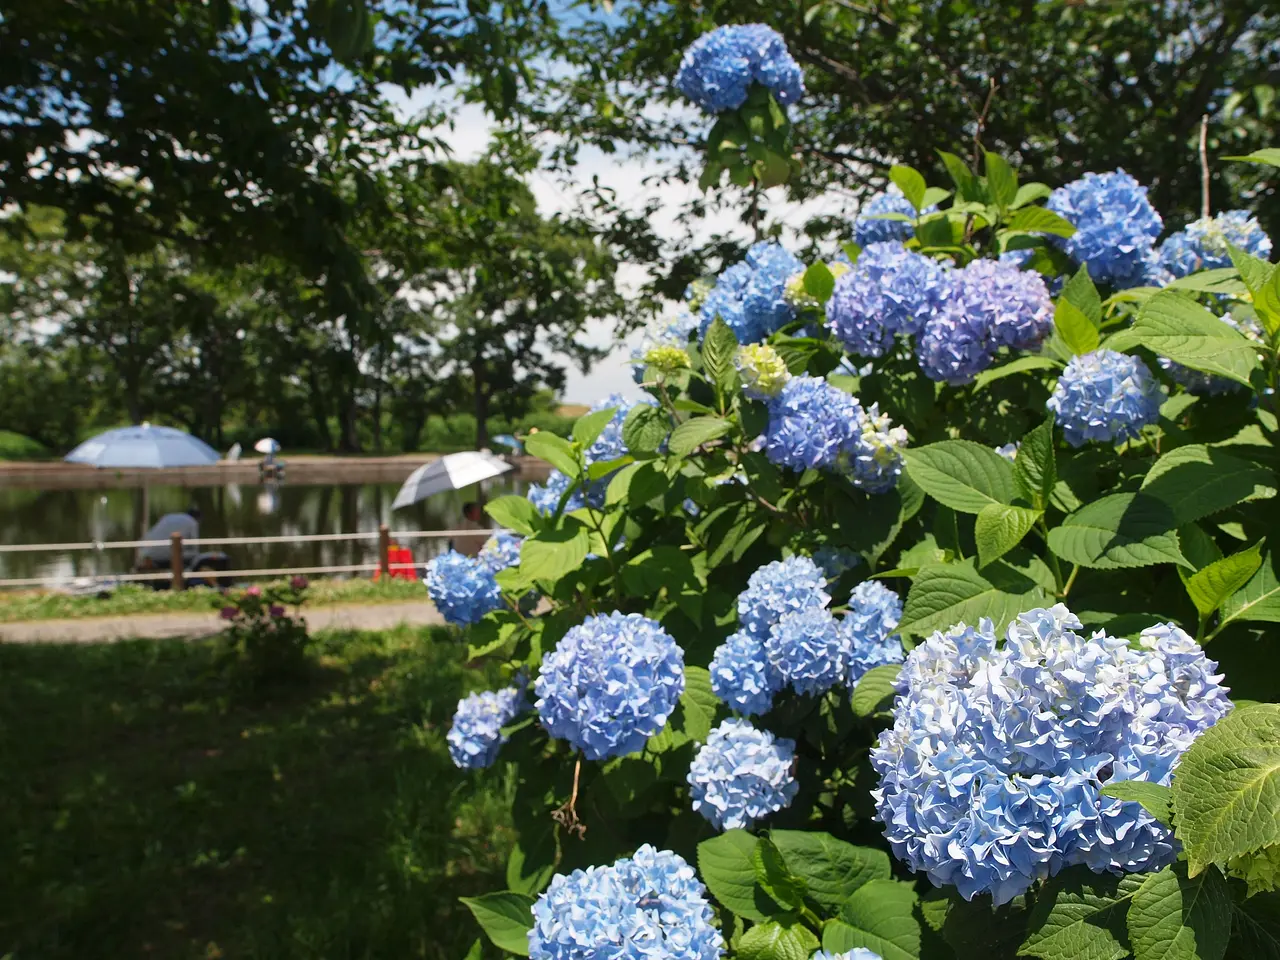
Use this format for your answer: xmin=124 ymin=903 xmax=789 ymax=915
xmin=254 ymin=437 xmax=281 ymax=454
xmin=392 ymin=451 xmax=514 ymax=510
xmin=66 ymin=423 xmax=220 ymax=468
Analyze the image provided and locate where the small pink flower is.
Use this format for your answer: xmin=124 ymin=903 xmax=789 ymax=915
xmin=245 ymin=585 xmax=263 ymax=598
xmin=220 ymin=606 xmax=237 ymax=620
xmin=290 ymin=575 xmax=309 ymax=591
xmin=269 ymin=604 xmax=285 ymax=619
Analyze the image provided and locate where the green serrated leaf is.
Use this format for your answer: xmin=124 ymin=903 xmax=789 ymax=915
xmin=738 ymin=917 xmax=819 ymax=960
xmin=1047 ymin=493 xmax=1188 ymax=570
xmin=1230 ymin=891 xmax=1280 ymax=959
xmin=937 ymin=150 xmax=984 ymax=202
xmin=753 ymin=836 xmax=808 ymax=909
xmin=1182 ymin=541 xmax=1265 ymax=616
xmin=899 ymin=557 xmax=1051 ymax=638
xmin=1011 ymin=182 xmax=1053 ymax=208
xmin=1172 ymin=704 xmax=1280 ymax=877
xmin=850 ymin=663 xmax=901 ymax=718
xmin=1224 ymin=148 xmax=1280 ymax=168
xmin=1020 ymin=868 xmax=1143 ymax=960
xmin=680 ymin=665 xmax=718 ymax=742
xmin=904 ymin=440 xmax=1017 ymax=514
xmin=768 ymin=831 xmax=890 ymax=911
xmin=703 ymin=316 xmax=739 ymax=393
xmin=669 ymin=417 xmax=732 ymax=457
xmin=622 ymin=404 xmax=671 ymax=455
xmin=1099 ymin=781 xmax=1174 ymax=825
xmin=1127 ymin=864 xmax=1231 ymax=960
xmin=1221 ymin=550 xmax=1280 ymax=627
xmin=1106 ymin=290 xmax=1262 ymax=387
xmin=572 ymin=405 xmax=618 ymax=448
xmin=1140 ymin=444 xmax=1276 ymax=525
xmin=889 ymin=164 xmax=928 ymax=210
xmin=1061 ymin=265 xmax=1103 ymax=325
xmin=485 ymin=495 xmax=541 ymax=536
xmin=459 ymin=891 xmax=535 ymax=956
xmin=1005 ymin=205 xmax=1077 ymax=237
xmin=984 ymin=151 xmax=1018 ymax=207
xmin=524 ymin=431 xmax=580 ymax=477
xmin=1014 ymin=414 xmax=1058 ymax=510
xmin=973 ymin=356 xmax=1061 ymax=392
xmin=697 ymin=830 xmax=778 ymax=921
xmin=519 ymin=520 xmax=590 ymax=583
xmin=823 ymin=879 xmax=921 ymax=960
xmin=975 ymin=503 xmax=1041 ymax=567
xmin=1055 ymin=299 xmax=1101 ymax=355
xmin=803 ymin=261 xmax=837 ymax=303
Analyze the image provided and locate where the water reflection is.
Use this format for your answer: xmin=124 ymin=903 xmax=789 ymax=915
xmin=0 ymin=476 xmax=527 ymax=583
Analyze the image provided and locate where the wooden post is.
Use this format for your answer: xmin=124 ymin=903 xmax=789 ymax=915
xmin=378 ymin=524 xmax=391 ymax=579
xmin=170 ymin=532 xmax=184 ymax=592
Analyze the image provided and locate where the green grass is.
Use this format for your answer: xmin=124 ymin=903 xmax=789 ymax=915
xmin=0 ymin=576 xmax=429 ymax=622
xmin=0 ymin=625 xmax=514 ymax=959
xmin=0 ymin=429 xmax=49 ymax=460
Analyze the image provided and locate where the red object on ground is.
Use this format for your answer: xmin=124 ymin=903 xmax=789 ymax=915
xmin=375 ymin=544 xmax=419 ymax=581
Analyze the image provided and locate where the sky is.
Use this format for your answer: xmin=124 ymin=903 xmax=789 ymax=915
xmin=382 ymin=88 xmax=861 ymax=404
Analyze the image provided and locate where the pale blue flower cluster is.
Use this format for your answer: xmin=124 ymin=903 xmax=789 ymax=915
xmin=813 ymin=951 xmax=883 ymax=960
xmin=918 ymin=258 xmax=1053 ymax=385
xmin=424 ymin=550 xmax=503 ymax=626
xmin=700 ymin=241 xmax=804 ymax=344
xmin=1047 ymin=350 xmax=1164 ymax=446
xmin=529 ymin=846 xmax=723 ymax=960
xmin=995 ymin=442 xmax=1020 ymax=461
xmin=871 ymin=606 xmax=1231 ymax=905
xmin=535 ymin=612 xmax=685 ymax=761
xmin=1159 ymin=210 xmax=1273 ymax=278
xmin=1047 ymin=170 xmax=1163 ymax=288
xmin=688 ymin=718 xmax=799 ymax=830
xmin=712 ymin=558 xmax=903 ymax=713
xmin=479 ymin=531 xmax=523 ymax=573
xmin=447 ymin=686 xmax=525 ymax=769
xmin=763 ymin=377 xmax=907 ymax=491
xmin=527 ymin=470 xmax=582 ymax=515
xmin=840 ymin=580 xmax=905 ymax=683
xmin=675 ymin=24 xmax=804 ymax=113
xmin=826 ymin=242 xmax=951 ymax=357
xmin=854 ymin=189 xmax=934 ymax=247
xmin=528 ymin=397 xmax=649 ymax=514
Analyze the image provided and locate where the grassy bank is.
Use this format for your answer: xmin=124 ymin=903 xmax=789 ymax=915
xmin=0 ymin=576 xmax=428 ymax=622
xmin=0 ymin=624 xmax=513 ymax=959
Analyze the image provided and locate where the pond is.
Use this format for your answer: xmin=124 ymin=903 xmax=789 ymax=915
xmin=0 ymin=474 xmax=533 ymax=584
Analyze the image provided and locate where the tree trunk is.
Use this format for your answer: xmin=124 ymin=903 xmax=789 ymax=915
xmin=306 ymin=368 xmax=334 ymax=450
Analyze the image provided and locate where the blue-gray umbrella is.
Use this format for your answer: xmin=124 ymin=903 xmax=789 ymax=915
xmin=65 ymin=424 xmax=220 ymax=468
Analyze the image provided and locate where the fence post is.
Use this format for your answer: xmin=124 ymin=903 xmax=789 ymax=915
xmin=170 ymin=533 xmax=184 ymax=592
xmin=378 ymin=524 xmax=391 ymax=578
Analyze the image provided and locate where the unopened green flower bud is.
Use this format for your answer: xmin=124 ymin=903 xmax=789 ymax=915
xmin=737 ymin=344 xmax=790 ymax=399
xmin=644 ymin=344 xmax=692 ymax=373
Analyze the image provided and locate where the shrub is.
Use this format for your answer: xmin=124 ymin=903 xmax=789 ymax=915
xmin=219 ymin=576 xmax=311 ymax=686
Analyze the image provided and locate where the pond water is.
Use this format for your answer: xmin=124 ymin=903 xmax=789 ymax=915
xmin=0 ymin=475 xmax=531 ymax=584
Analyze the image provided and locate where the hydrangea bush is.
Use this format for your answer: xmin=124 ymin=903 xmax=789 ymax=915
xmin=449 ymin=25 xmax=1280 ymax=960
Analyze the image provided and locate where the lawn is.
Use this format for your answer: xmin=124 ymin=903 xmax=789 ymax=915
xmin=0 ymin=625 xmax=514 ymax=959
xmin=0 ymin=576 xmax=429 ymax=623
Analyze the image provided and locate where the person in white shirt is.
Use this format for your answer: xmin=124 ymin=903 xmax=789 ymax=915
xmin=139 ymin=506 xmax=201 ymax=567
xmin=451 ymin=501 xmax=490 ymax=557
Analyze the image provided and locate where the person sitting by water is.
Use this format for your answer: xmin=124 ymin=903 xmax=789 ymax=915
xmin=451 ymin=501 xmax=490 ymax=557
xmin=138 ymin=506 xmax=201 ymax=569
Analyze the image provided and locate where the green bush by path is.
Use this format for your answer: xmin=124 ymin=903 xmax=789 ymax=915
xmin=0 ymin=624 xmax=513 ymax=960
xmin=0 ymin=429 xmax=49 ymax=460
xmin=0 ymin=576 xmax=428 ymax=622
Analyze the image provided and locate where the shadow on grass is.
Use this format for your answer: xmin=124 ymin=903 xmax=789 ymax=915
xmin=0 ymin=625 xmax=513 ymax=960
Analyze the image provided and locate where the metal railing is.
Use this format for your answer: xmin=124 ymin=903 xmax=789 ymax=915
xmin=0 ymin=525 xmax=494 ymax=589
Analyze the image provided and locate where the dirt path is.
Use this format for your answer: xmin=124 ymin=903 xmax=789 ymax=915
xmin=0 ymin=601 xmax=445 ymax=644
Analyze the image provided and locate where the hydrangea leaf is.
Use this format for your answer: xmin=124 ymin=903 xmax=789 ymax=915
xmin=697 ymin=829 xmax=779 ymax=921
xmin=975 ymin=503 xmax=1041 ymax=568
xmin=904 ymin=440 xmax=1017 ymax=514
xmin=802 ymin=261 xmax=836 ymax=303
xmin=823 ymin=879 xmax=921 ymax=960
xmin=1166 ymin=267 xmax=1248 ymax=296
xmin=1020 ymin=868 xmax=1143 ymax=960
xmin=768 ymin=830 xmax=890 ymax=912
xmin=1171 ymin=704 xmax=1280 ymax=877
xmin=1106 ymin=290 xmax=1262 ymax=387
xmin=753 ymin=836 xmax=808 ymax=909
xmin=1005 ymin=205 xmax=1077 ymax=237
xmin=1047 ymin=492 xmax=1189 ymax=570
xmin=1012 ymin=182 xmax=1053 ymax=209
xmin=1221 ymin=551 xmax=1280 ymax=627
xmin=889 ymin=164 xmax=927 ymax=210
xmin=622 ymin=404 xmax=670 ymax=454
xmin=899 ymin=557 xmax=1050 ymax=638
xmin=1054 ymin=298 xmax=1101 ymax=355
xmin=1181 ymin=541 xmax=1265 ymax=617
xmin=737 ymin=917 xmax=819 ymax=960
xmin=984 ymin=151 xmax=1018 ymax=208
xmin=605 ymin=460 xmax=665 ymax=507
xmin=703 ymin=315 xmax=739 ymax=393
xmin=1014 ymin=414 xmax=1058 ymax=510
xmin=572 ymin=405 xmax=618 ymax=449
xmin=1140 ymin=444 xmax=1276 ymax=525
xmin=1228 ymin=891 xmax=1280 ymax=959
xmin=519 ymin=519 xmax=591 ymax=583
xmin=850 ymin=663 xmax=901 ymax=718
xmin=1099 ymin=781 xmax=1174 ymax=825
xmin=678 ymin=665 xmax=719 ymax=743
xmin=1061 ymin=264 xmax=1103 ymax=324
xmin=505 ymin=828 xmax=557 ymax=897
xmin=485 ymin=495 xmax=541 ymax=536
xmin=524 ymin=432 xmax=580 ymax=478
xmin=1223 ymin=148 xmax=1280 ymax=167
xmin=972 ymin=355 xmax=1061 ymax=392
xmin=1127 ymin=864 xmax=1231 ymax=960
xmin=669 ymin=416 xmax=732 ymax=457
xmin=459 ymin=891 xmax=535 ymax=956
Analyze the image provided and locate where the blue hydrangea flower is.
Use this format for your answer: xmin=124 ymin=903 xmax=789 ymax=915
xmin=529 ymin=846 xmax=723 ymax=960
xmin=870 ymin=606 xmax=1231 ymax=906
xmin=535 ymin=612 xmax=685 ymax=761
xmin=917 ymin=294 xmax=993 ymax=386
xmin=1047 ymin=170 xmax=1163 ymax=288
xmin=842 ymin=402 xmax=908 ymax=494
xmin=479 ymin=531 xmax=523 ymax=573
xmin=812 ymin=546 xmax=861 ymax=580
xmin=960 ymin=258 xmax=1054 ymax=351
xmin=764 ymin=376 xmax=864 ymax=472
xmin=675 ymin=24 xmax=804 ymax=113
xmin=447 ymin=686 xmax=525 ymax=769
xmin=527 ymin=469 xmax=583 ymax=516
xmin=854 ymin=189 xmax=935 ymax=247
xmin=710 ymin=629 xmax=783 ymax=716
xmin=813 ymin=952 xmax=883 ymax=960
xmin=766 ymin=605 xmax=847 ymax=697
xmin=826 ymin=243 xmax=952 ymax=357
xmin=688 ymin=718 xmax=799 ymax=830
xmin=841 ymin=580 xmax=904 ymax=683
xmin=737 ymin=555 xmax=830 ymax=641
xmin=585 ymin=394 xmax=640 ymax=465
xmin=424 ymin=550 xmax=503 ymax=626
xmin=1047 ymin=350 xmax=1164 ymax=447
xmin=994 ymin=442 xmax=1020 ymax=461
xmin=1159 ymin=210 xmax=1273 ymax=278
xmin=700 ymin=241 xmax=803 ymax=344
